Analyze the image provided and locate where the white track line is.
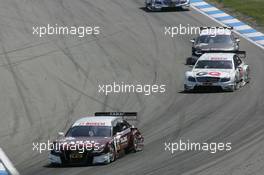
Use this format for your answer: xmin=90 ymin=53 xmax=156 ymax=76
xmin=200 ymin=7 xmax=218 ymax=12
xmin=234 ymin=25 xmax=252 ymax=31
xmin=256 ymin=40 xmax=264 ymax=45
xmin=211 ymin=13 xmax=229 ymax=18
xmin=0 ymin=162 xmax=7 ymax=174
xmin=222 ymin=18 xmax=240 ymax=24
xmin=244 ymin=32 xmax=263 ymax=38
xmin=0 ymin=148 xmax=19 ymax=175
xmin=191 ymin=2 xmax=208 ymax=6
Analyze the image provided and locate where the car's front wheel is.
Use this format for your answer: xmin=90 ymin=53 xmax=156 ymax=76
xmin=107 ymin=144 xmax=116 ymax=163
xmin=181 ymin=6 xmax=190 ymax=11
xmin=146 ymin=6 xmax=161 ymax=11
xmin=229 ymin=81 xmax=240 ymax=92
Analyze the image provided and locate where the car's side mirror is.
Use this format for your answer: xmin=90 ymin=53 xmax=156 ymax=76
xmin=58 ymin=132 xmax=64 ymax=136
xmin=190 ymin=39 xmax=195 ymax=43
xmin=189 ymin=65 xmax=194 ymax=68
xmin=235 ymin=38 xmax=240 ymax=43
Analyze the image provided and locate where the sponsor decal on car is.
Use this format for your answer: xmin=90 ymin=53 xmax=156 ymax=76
xmin=196 ymin=72 xmax=221 ymax=77
xmin=78 ymin=122 xmax=106 ymax=126
xmin=208 ymin=72 xmax=221 ymax=76
xmin=210 ymin=57 xmax=228 ymax=60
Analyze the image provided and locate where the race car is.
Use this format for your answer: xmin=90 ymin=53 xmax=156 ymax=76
xmin=145 ymin=0 xmax=190 ymax=11
xmin=184 ymin=51 xmax=250 ymax=92
xmin=187 ymin=27 xmax=240 ymax=65
xmin=48 ymin=112 xmax=144 ymax=165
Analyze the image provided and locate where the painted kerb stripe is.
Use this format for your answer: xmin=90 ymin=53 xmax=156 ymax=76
xmin=191 ymin=0 xmax=264 ymax=49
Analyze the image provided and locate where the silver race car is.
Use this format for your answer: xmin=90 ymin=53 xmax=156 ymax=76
xmin=145 ymin=0 xmax=190 ymax=11
xmin=187 ymin=27 xmax=240 ymax=65
xmin=184 ymin=51 xmax=250 ymax=92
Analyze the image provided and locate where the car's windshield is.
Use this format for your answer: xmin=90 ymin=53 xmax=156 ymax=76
xmin=196 ymin=35 xmax=233 ymax=44
xmin=66 ymin=126 xmax=112 ymax=137
xmin=195 ymin=60 xmax=233 ymax=69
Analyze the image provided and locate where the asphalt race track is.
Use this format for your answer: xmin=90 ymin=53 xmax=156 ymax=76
xmin=0 ymin=0 xmax=264 ymax=175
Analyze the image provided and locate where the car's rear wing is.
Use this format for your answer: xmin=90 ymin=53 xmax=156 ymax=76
xmin=201 ymin=50 xmax=246 ymax=59
xmin=200 ymin=26 xmax=233 ymax=30
xmin=95 ymin=112 xmax=138 ymax=121
xmin=235 ymin=51 xmax=246 ymax=59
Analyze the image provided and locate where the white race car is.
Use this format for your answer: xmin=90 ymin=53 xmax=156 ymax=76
xmin=184 ymin=51 xmax=250 ymax=92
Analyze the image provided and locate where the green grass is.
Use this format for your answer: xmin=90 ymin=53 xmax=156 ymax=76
xmin=207 ymin=0 xmax=264 ymax=26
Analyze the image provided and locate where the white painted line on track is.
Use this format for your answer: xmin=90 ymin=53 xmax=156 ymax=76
xmin=234 ymin=25 xmax=252 ymax=31
xmin=191 ymin=2 xmax=208 ymax=6
xmin=222 ymin=18 xmax=240 ymax=24
xmin=200 ymin=7 xmax=218 ymax=12
xmin=0 ymin=162 xmax=8 ymax=175
xmin=211 ymin=13 xmax=229 ymax=18
xmin=256 ymin=40 xmax=264 ymax=45
xmin=244 ymin=32 xmax=263 ymax=38
xmin=0 ymin=148 xmax=19 ymax=175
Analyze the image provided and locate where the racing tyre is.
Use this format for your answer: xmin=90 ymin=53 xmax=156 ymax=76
xmin=148 ymin=7 xmax=160 ymax=11
xmin=146 ymin=4 xmax=162 ymax=12
xmin=186 ymin=58 xmax=192 ymax=65
xmin=229 ymin=85 xmax=236 ymax=92
xmin=245 ymin=69 xmax=250 ymax=84
xmin=181 ymin=6 xmax=190 ymax=11
xmin=229 ymin=81 xmax=239 ymax=92
xmin=186 ymin=57 xmax=196 ymax=65
xmin=107 ymin=144 xmax=116 ymax=163
xmin=184 ymin=85 xmax=192 ymax=93
xmin=131 ymin=136 xmax=143 ymax=152
xmin=184 ymin=88 xmax=190 ymax=93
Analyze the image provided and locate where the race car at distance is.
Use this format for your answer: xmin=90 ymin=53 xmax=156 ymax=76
xmin=184 ymin=51 xmax=250 ymax=92
xmin=145 ymin=0 xmax=190 ymax=11
xmin=187 ymin=27 xmax=240 ymax=65
xmin=48 ymin=112 xmax=144 ymax=165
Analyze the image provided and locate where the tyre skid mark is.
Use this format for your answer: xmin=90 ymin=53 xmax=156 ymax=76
xmin=0 ymin=38 xmax=33 ymax=126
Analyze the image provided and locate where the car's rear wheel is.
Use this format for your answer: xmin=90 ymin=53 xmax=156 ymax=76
xmin=229 ymin=81 xmax=239 ymax=92
xmin=245 ymin=68 xmax=250 ymax=83
xmin=131 ymin=136 xmax=143 ymax=152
